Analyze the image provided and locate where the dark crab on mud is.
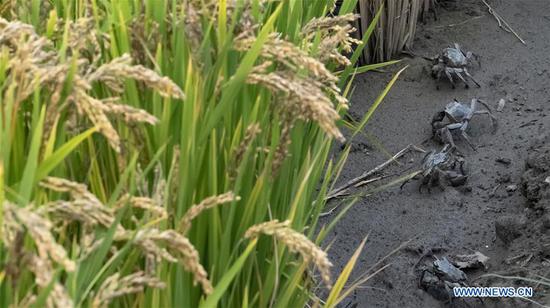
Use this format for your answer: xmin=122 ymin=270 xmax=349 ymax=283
xmin=419 ymin=257 xmax=469 ymax=302
xmin=431 ymin=43 xmax=480 ymax=89
xmin=432 ymin=98 xmax=497 ymax=150
xmin=401 ymin=145 xmax=468 ymax=193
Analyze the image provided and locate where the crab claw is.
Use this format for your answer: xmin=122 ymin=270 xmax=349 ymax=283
xmin=448 ymin=174 xmax=468 ymax=187
xmin=431 ymin=111 xmax=446 ymax=125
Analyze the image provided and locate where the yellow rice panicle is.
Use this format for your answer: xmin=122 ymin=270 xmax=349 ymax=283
xmin=92 ymin=271 xmax=165 ymax=308
xmin=40 ymin=176 xmax=101 ymax=205
xmin=115 ymin=194 xmax=167 ymax=219
xmin=101 ymin=100 xmax=159 ymax=125
xmin=302 ymin=13 xmax=359 ymax=35
xmin=115 ymin=227 xmax=213 ymax=294
xmin=179 ymin=192 xmax=240 ymax=235
xmin=150 ymin=230 xmax=213 ymax=294
xmin=245 ymin=219 xmax=333 ymax=288
xmin=28 ymin=255 xmax=73 ymax=308
xmin=87 ymin=54 xmax=185 ymax=100
xmin=3 ymin=202 xmax=75 ymax=272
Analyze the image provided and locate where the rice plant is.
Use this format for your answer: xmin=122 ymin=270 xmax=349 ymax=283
xmin=0 ymin=0 xmax=396 ymax=307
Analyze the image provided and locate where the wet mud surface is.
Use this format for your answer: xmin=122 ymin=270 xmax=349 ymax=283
xmin=323 ymin=0 xmax=550 ymax=307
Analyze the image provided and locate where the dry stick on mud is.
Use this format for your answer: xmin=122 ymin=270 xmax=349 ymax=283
xmin=431 ymin=15 xmax=484 ymax=30
xmin=481 ymin=0 xmax=526 ymax=45
xmin=320 ymin=168 xmax=422 ymax=217
xmin=325 ymin=144 xmax=425 ymax=200
xmin=354 ymin=174 xmax=394 ymax=188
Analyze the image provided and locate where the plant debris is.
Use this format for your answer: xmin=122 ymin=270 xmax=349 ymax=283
xmin=448 ymin=251 xmax=489 ymax=270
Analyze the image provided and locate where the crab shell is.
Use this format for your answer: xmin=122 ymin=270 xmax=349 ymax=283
xmin=441 ymin=47 xmax=469 ymax=67
xmin=420 ymin=270 xmax=457 ymax=301
xmin=444 ymin=100 xmax=471 ymax=122
xmin=422 ymin=150 xmax=452 ymax=174
xmin=434 ymin=258 xmax=467 ymax=283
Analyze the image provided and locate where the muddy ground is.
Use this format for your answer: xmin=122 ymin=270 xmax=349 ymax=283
xmin=323 ymin=0 xmax=550 ymax=307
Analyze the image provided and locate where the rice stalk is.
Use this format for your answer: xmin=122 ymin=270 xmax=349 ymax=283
xmin=358 ymin=0 xmax=436 ymax=62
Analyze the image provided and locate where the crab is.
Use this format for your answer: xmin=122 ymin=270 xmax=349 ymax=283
xmin=432 ymin=98 xmax=497 ymax=150
xmin=431 ymin=43 xmax=480 ymax=89
xmin=401 ymin=144 xmax=468 ymax=193
xmin=419 ymin=257 xmax=468 ymax=302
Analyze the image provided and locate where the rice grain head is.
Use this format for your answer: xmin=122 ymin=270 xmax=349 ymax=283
xmin=66 ymin=17 xmax=104 ymax=68
xmin=245 ymin=219 xmax=333 ymax=287
xmin=72 ymin=87 xmax=122 ymax=152
xmin=102 ymin=100 xmax=159 ymax=125
xmin=1 ymin=18 xmax=182 ymax=153
xmin=3 ymin=202 xmax=76 ymax=272
xmin=116 ymin=228 xmax=213 ymax=294
xmin=92 ymin=271 xmax=165 ymax=308
xmin=230 ymin=123 xmax=261 ymax=179
xmin=87 ymin=54 xmax=185 ymax=100
xmin=301 ymin=14 xmax=360 ymax=34
xmin=150 ymin=229 xmax=213 ymax=294
xmin=302 ymin=14 xmax=362 ymax=67
xmin=181 ymin=0 xmax=263 ymax=57
xmin=246 ymin=68 xmax=344 ymax=142
xmin=235 ymin=30 xmax=350 ymax=153
xmin=179 ymin=192 xmax=240 ymax=235
xmin=271 ymin=114 xmax=294 ymax=175
xmin=39 ymin=200 xmax=115 ymax=229
xmin=39 ymin=177 xmax=125 ymax=236
xmin=235 ymin=33 xmax=340 ymax=90
xmin=115 ymin=194 xmax=167 ymax=219
xmin=40 ymin=176 xmax=102 ymax=206
xmin=169 ymin=146 xmax=181 ymax=204
xmin=28 ymin=255 xmax=73 ymax=308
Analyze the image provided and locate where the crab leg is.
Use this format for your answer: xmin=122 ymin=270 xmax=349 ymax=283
xmin=442 ymin=123 xmax=463 ymax=149
xmin=418 ymin=178 xmax=431 ymax=193
xmin=442 ymin=170 xmax=468 ymax=187
xmin=461 ymin=132 xmax=476 ymax=150
xmin=467 ymin=98 xmax=478 ymax=119
xmin=400 ymin=179 xmax=411 ymax=190
xmin=456 ymin=157 xmax=466 ymax=174
xmin=432 ymin=168 xmax=445 ymax=191
xmin=475 ymin=98 xmax=492 ymax=112
xmin=456 ymin=120 xmax=476 ymax=150
xmin=475 ymin=99 xmax=498 ymax=130
xmin=440 ymin=127 xmax=456 ymax=149
xmin=473 ymin=110 xmax=497 ymax=132
xmin=455 ymin=71 xmax=470 ymax=88
xmin=444 ymin=122 xmax=477 ymax=151
xmin=444 ymin=69 xmax=457 ymax=88
xmin=463 ymin=68 xmax=481 ymax=87
xmin=431 ymin=111 xmax=446 ymax=126
xmin=435 ymin=70 xmax=444 ymax=90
